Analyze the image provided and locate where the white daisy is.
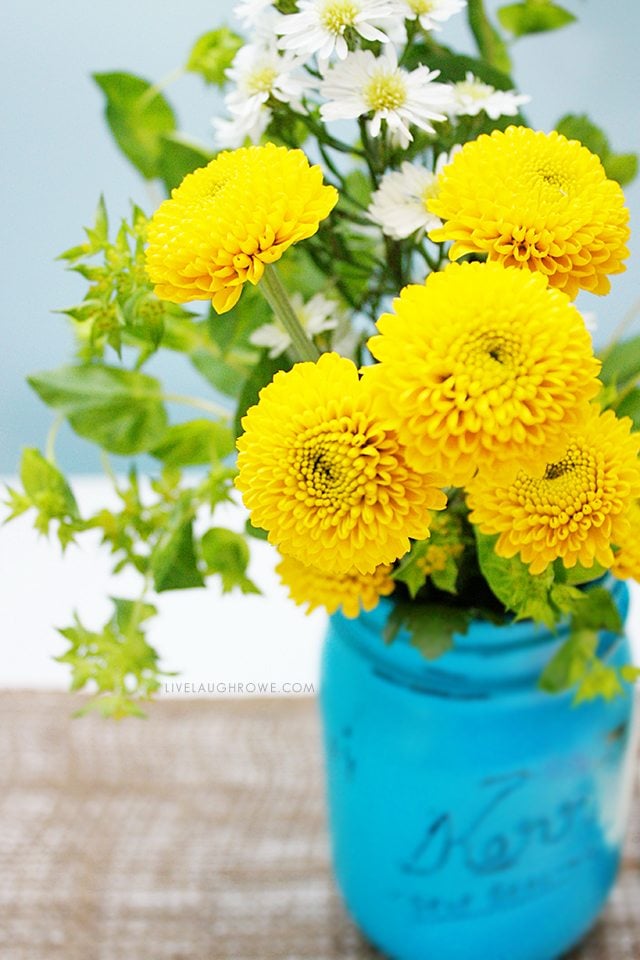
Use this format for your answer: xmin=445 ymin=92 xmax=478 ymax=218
xmin=226 ymin=43 xmax=310 ymax=117
xmin=233 ymin=0 xmax=277 ymax=29
xmin=449 ymin=72 xmax=530 ymax=120
xmin=320 ymin=47 xmax=453 ymax=148
xmin=277 ymin=0 xmax=401 ymax=62
xmin=367 ymin=152 xmax=455 ymax=239
xmin=396 ymin=0 xmax=466 ymax=30
xmin=212 ymin=109 xmax=270 ymax=149
xmin=212 ymin=43 xmax=310 ymax=148
xmin=250 ymin=293 xmax=343 ymax=358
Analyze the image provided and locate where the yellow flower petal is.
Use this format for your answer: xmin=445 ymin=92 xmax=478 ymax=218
xmin=428 ymin=126 xmax=629 ymax=300
xmin=467 ymin=408 xmax=640 ymax=574
xmin=235 ymin=353 xmax=447 ymax=575
xmin=365 ymin=261 xmax=601 ymax=485
xmin=145 ymin=143 xmax=338 ymax=314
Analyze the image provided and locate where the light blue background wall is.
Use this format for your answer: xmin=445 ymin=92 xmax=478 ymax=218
xmin=2 ymin=0 xmax=638 ymax=472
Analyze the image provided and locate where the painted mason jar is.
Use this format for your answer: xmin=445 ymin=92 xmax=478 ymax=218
xmin=319 ymin=578 xmax=637 ymax=960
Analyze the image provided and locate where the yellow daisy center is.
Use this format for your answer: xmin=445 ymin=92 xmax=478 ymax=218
xmin=466 ymin=407 xmax=640 ymax=575
xmin=236 ymin=353 xmax=447 ymax=575
xmin=365 ymin=74 xmax=407 ymax=112
xmin=291 ymin=419 xmax=376 ymax=511
xmin=246 ymin=67 xmax=278 ymax=95
xmin=514 ymin=442 xmax=603 ymax=531
xmin=454 ymin=327 xmax=524 ymax=390
xmin=321 ymin=0 xmax=359 ymax=32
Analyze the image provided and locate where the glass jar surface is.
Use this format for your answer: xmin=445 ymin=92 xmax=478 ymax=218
xmin=319 ymin=578 xmax=637 ymax=960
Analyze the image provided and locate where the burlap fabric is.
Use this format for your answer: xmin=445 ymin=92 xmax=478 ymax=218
xmin=0 ymin=692 xmax=638 ymax=960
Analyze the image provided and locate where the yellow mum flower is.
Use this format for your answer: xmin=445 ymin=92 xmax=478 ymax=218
xmin=277 ymin=555 xmax=395 ymax=618
xmin=235 ymin=353 xmax=447 ymax=575
xmin=612 ymin=501 xmax=640 ymax=581
xmin=145 ymin=143 xmax=338 ymax=314
xmin=467 ymin=408 xmax=640 ymax=575
xmin=365 ymin=262 xmax=601 ymax=486
xmin=428 ymin=126 xmax=630 ymax=300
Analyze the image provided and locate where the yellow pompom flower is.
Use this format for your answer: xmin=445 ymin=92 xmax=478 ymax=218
xmin=235 ymin=352 xmax=447 ymax=575
xmin=612 ymin=501 xmax=640 ymax=581
xmin=365 ymin=262 xmax=601 ymax=486
xmin=145 ymin=143 xmax=338 ymax=314
xmin=467 ymin=408 xmax=640 ymax=575
xmin=428 ymin=126 xmax=630 ymax=300
xmin=276 ymin=555 xmax=395 ymax=618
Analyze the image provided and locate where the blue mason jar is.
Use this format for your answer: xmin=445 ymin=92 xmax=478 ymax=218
xmin=319 ymin=579 xmax=637 ymax=960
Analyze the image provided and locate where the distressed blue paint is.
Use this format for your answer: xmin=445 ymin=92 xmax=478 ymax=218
xmin=320 ymin=579 xmax=636 ymax=960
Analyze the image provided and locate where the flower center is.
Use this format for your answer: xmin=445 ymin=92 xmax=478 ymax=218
xmin=456 ymin=329 xmax=523 ymax=389
xmin=246 ymin=66 xmax=278 ymax=95
xmin=365 ymin=74 xmax=407 ymax=112
xmin=534 ymin=165 xmax=571 ymax=198
xmin=516 ymin=442 xmax=603 ymax=520
xmin=408 ymin=0 xmax=434 ymax=12
xmin=320 ymin=0 xmax=359 ymax=33
xmin=421 ymin=177 xmax=440 ymax=211
xmin=456 ymin=79 xmax=493 ymax=101
xmin=290 ymin=419 xmax=380 ymax=512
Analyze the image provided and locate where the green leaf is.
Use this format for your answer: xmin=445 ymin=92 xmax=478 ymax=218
xmin=555 ymin=113 xmax=609 ymax=158
xmin=112 ymin=596 xmax=158 ymax=633
xmin=600 ymin=334 xmax=640 ymax=387
xmin=55 ymin=598 xmax=166 ymax=718
xmin=93 ymin=72 xmax=176 ymax=180
xmin=539 ymin=629 xmax=597 ymax=693
xmin=574 ymin=659 xmax=623 ymax=703
xmin=615 ymin=390 xmax=640 ymax=430
xmin=498 ymin=2 xmax=576 ymax=37
xmin=403 ymin=47 xmax=515 ymax=91
xmin=157 ymin=133 xmax=212 ymax=193
xmin=384 ymin=603 xmax=470 ymax=660
xmin=554 ymin=558 xmax=608 ymax=586
xmin=571 ymin=587 xmax=622 ymax=634
xmin=186 ymin=28 xmax=243 ymax=86
xmin=20 ymin=448 xmax=79 ymax=520
xmin=150 ymin=502 xmax=205 ymax=592
xmin=151 ymin=420 xmax=234 ymax=467
xmin=466 ymin=0 xmax=512 ymax=73
xmin=234 ymin=350 xmax=289 ymax=439
xmin=190 ymin=351 xmax=246 ymax=399
xmin=474 ymin=530 xmax=559 ymax=628
xmin=393 ymin=541 xmax=430 ymax=598
xmin=603 ymin=153 xmax=638 ymax=186
xmin=201 ymin=527 xmax=259 ymax=594
xmin=245 ymin=517 xmax=269 ymax=541
xmin=28 ymin=365 xmax=168 ymax=455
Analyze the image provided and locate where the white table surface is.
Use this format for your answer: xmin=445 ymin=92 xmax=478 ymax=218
xmin=1 ymin=476 xmax=638 ymax=695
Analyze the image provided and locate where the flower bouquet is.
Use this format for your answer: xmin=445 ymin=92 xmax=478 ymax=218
xmin=9 ymin=0 xmax=640 ymax=954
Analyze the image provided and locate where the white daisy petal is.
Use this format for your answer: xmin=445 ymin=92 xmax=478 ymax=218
xmin=368 ymin=158 xmax=457 ymax=239
xmin=320 ymin=49 xmax=454 ymax=149
xmin=277 ymin=0 xmax=402 ymax=62
xmin=250 ymin=293 xmax=345 ymax=358
xmin=396 ymin=0 xmax=466 ymax=31
xmin=448 ymin=72 xmax=530 ymax=120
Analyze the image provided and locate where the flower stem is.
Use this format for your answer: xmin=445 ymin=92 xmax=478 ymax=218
xmin=163 ymin=393 xmax=231 ymax=419
xmin=261 ymin=264 xmax=320 ymax=362
xmin=45 ymin=414 xmax=64 ymax=464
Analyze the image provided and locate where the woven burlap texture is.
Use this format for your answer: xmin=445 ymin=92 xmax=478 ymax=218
xmin=0 ymin=692 xmax=638 ymax=960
